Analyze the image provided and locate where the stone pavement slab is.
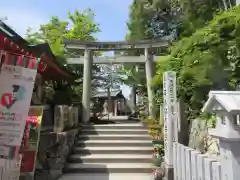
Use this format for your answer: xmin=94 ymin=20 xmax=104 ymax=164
xmin=59 ymin=173 xmax=154 ymax=180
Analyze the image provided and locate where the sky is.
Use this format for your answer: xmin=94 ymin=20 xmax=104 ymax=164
xmin=0 ymin=0 xmax=133 ymax=98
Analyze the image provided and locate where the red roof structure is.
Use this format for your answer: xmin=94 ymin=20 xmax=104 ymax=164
xmin=0 ymin=20 xmax=76 ymax=81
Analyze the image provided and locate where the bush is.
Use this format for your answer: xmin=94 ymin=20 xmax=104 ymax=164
xmin=153 ymin=6 xmax=240 ymax=119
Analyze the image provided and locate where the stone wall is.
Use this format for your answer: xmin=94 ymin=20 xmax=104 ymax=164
xmin=188 ymin=119 xmax=219 ymax=157
xmin=20 ymin=128 xmax=79 ymax=180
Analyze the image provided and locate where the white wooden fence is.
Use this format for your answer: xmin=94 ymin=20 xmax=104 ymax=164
xmin=163 ymin=71 xmax=240 ymax=180
xmin=173 ymin=142 xmax=221 ymax=180
xmin=169 ymin=91 xmax=240 ymax=180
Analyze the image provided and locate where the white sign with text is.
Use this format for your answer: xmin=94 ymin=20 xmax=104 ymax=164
xmin=163 ymin=71 xmax=177 ymax=167
xmin=0 ymin=64 xmax=37 ymax=157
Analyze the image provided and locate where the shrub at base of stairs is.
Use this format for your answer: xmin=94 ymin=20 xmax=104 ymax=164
xmin=153 ymin=168 xmax=165 ymax=180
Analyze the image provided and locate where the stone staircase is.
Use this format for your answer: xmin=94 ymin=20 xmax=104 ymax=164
xmin=60 ymin=120 xmax=155 ymax=180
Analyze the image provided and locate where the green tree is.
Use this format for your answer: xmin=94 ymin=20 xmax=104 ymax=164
xmin=124 ymin=0 xmax=238 ymax=120
xmin=25 ymin=9 xmax=100 ymax=65
xmin=152 ymin=6 xmax=240 ymax=119
xmin=25 ymin=9 xmax=101 ymax=101
xmin=119 ymin=0 xmax=175 ymax=103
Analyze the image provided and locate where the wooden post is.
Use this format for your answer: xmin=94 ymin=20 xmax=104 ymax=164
xmin=177 ymin=99 xmax=189 ymax=146
xmin=107 ymin=87 xmax=113 ymax=116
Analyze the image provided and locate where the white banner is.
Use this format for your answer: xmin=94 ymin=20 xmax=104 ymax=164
xmin=0 ymin=64 xmax=37 ymax=158
xmin=163 ymin=71 xmax=177 ymax=167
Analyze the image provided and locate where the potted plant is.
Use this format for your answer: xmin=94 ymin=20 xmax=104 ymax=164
xmin=152 ymin=152 xmax=163 ymax=167
xmin=153 ymin=168 xmax=165 ymax=180
xmin=152 ymin=134 xmax=163 ymax=144
xmin=152 ymin=144 xmax=164 ymax=167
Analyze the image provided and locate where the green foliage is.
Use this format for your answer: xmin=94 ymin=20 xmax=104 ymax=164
xmin=178 ymin=0 xmax=221 ymax=37
xmin=25 ymin=9 xmax=100 ymax=101
xmin=25 ymin=9 xmax=100 ymax=65
xmin=121 ymin=0 xmax=168 ymax=95
xmin=127 ymin=0 xmax=179 ymax=40
xmin=117 ymin=65 xmax=146 ymax=86
xmin=153 ymin=6 xmax=240 ymax=119
xmin=122 ymin=0 xmax=224 ymax=103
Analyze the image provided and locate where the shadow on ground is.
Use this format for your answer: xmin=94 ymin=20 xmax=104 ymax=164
xmin=59 ymin=173 xmax=110 ymax=180
xmin=61 ymin=121 xmax=110 ymax=179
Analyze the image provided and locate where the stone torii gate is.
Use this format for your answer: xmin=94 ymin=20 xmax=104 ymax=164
xmin=64 ymin=37 xmax=171 ymax=123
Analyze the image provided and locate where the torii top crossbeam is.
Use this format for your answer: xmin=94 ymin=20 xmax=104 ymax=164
xmin=64 ymin=35 xmax=172 ymax=50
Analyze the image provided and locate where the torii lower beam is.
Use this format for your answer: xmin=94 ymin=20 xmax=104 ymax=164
xmin=67 ymin=56 xmax=160 ymax=64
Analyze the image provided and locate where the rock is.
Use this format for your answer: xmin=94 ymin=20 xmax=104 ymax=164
xmin=23 ymin=128 xmax=79 ymax=179
xmin=188 ymin=119 xmax=219 ymax=156
xmin=49 ymin=170 xmax=62 ymax=180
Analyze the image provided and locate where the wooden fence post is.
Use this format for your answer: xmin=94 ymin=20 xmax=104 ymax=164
xmin=177 ymin=99 xmax=189 ymax=146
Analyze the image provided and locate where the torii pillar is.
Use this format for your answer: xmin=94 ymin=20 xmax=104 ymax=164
xmin=131 ymin=85 xmax=137 ymax=113
xmin=82 ymin=49 xmax=93 ymax=123
xmin=145 ymin=48 xmax=156 ymax=117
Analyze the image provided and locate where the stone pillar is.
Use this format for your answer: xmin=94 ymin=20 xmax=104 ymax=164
xmin=131 ymin=85 xmax=137 ymax=113
xmin=36 ymin=73 xmax=43 ymax=103
xmin=82 ymin=49 xmax=93 ymax=123
xmin=145 ymin=48 xmax=156 ymax=117
xmin=210 ymin=113 xmax=240 ymax=180
xmin=163 ymin=71 xmax=177 ymax=180
xmin=114 ymin=100 xmax=118 ymax=116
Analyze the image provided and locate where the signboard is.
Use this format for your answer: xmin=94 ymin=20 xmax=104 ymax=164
xmin=163 ymin=71 xmax=177 ymax=167
xmin=20 ymin=106 xmax=43 ymax=179
xmin=0 ymin=64 xmax=37 ymax=158
xmin=0 ymin=156 xmax=22 ymax=180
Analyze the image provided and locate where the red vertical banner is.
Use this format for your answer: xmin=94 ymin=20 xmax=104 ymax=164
xmin=5 ymin=52 xmax=11 ymax=65
xmin=28 ymin=57 xmax=36 ymax=69
xmin=20 ymin=151 xmax=36 ymax=172
xmin=17 ymin=55 xmax=24 ymax=66
xmin=38 ymin=60 xmax=47 ymax=72
xmin=0 ymin=51 xmax=5 ymax=71
xmin=20 ymin=106 xmax=43 ymax=176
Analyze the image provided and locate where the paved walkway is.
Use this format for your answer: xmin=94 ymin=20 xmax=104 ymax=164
xmin=59 ymin=173 xmax=154 ymax=180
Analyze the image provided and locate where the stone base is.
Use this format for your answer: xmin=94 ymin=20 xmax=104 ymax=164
xmin=164 ymin=167 xmax=173 ymax=180
xmin=34 ymin=128 xmax=79 ymax=180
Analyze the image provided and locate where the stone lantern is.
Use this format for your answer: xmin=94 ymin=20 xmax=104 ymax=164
xmin=202 ymin=91 xmax=240 ymax=180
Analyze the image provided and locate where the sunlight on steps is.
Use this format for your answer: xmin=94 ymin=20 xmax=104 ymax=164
xmin=60 ymin=120 xmax=155 ymax=180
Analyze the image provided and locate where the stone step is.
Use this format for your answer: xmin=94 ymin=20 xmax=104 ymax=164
xmin=68 ymin=154 xmax=153 ymax=163
xmin=80 ymin=123 xmax=145 ymax=130
xmin=75 ymin=140 xmax=153 ymax=147
xmin=91 ymin=115 xmax=129 ymax=120
xmin=72 ymin=146 xmax=153 ymax=154
xmin=79 ymin=129 xmax=148 ymax=135
xmin=64 ymin=163 xmax=154 ymax=173
xmin=59 ymin=173 xmax=154 ymax=180
xmin=63 ymin=122 xmax=154 ymax=178
xmin=77 ymin=134 xmax=151 ymax=140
